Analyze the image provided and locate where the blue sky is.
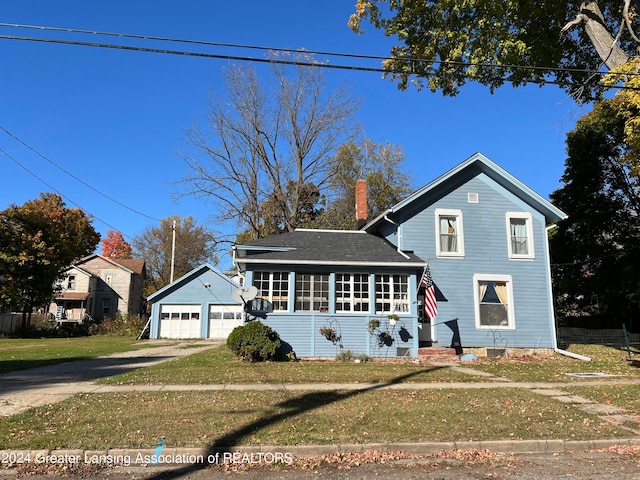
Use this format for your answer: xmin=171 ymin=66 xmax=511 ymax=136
xmin=1 ymin=1 xmax=588 ymax=267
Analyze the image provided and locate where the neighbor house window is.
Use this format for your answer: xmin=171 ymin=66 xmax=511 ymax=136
xmin=295 ymin=273 xmax=329 ymax=312
xmin=506 ymin=212 xmax=534 ymax=259
xmin=435 ymin=208 xmax=464 ymax=257
xmin=335 ymin=273 xmax=370 ymax=313
xmin=253 ymin=271 xmax=289 ymax=311
xmin=67 ymin=275 xmax=76 ymax=289
xmin=375 ymin=274 xmax=409 ymax=313
xmin=473 ymin=274 xmax=515 ymax=329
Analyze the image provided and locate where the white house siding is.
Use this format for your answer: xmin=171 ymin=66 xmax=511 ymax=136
xmin=397 ymin=174 xmax=556 ymax=349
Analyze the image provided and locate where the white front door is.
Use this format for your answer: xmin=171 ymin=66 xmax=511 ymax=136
xmin=208 ymin=305 xmax=243 ymax=338
xmin=159 ymin=304 xmax=201 ymax=338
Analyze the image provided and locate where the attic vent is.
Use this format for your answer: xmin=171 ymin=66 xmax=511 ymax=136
xmin=468 ymin=192 xmax=479 ymax=203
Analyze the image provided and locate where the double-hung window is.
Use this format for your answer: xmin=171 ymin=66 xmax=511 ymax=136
xmin=253 ymin=271 xmax=289 ymax=311
xmin=335 ymin=273 xmax=370 ymax=312
xmin=506 ymin=212 xmax=534 ymax=259
xmin=375 ymin=274 xmax=409 ymax=313
xmin=473 ymin=274 xmax=515 ymax=329
xmin=295 ymin=273 xmax=329 ymax=312
xmin=435 ymin=208 xmax=464 ymax=257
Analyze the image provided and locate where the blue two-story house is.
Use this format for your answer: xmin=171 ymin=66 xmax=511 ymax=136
xmin=233 ymin=153 xmax=566 ymax=358
xmin=363 ymin=152 xmax=567 ymax=353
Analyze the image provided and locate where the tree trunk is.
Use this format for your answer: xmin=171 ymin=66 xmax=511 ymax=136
xmin=580 ymin=1 xmax=629 ymax=69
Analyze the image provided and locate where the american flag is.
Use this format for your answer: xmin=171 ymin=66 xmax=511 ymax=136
xmin=420 ymin=265 xmax=438 ymax=319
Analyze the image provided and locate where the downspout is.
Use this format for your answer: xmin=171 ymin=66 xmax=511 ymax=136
xmin=546 ymin=225 xmax=591 ymax=361
xmin=383 ymin=215 xmax=410 ymax=259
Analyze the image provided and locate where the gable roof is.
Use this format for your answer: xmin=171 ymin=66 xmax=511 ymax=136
xmin=147 ymin=263 xmax=239 ymax=302
xmin=235 ymin=229 xmax=425 ymax=267
xmin=110 ymin=258 xmax=146 ymax=276
xmin=363 ymin=152 xmax=567 ymax=232
xmin=74 ymin=253 xmax=145 ymax=274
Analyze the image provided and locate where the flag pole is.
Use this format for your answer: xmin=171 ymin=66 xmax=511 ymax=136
xmin=416 ymin=260 xmax=429 ymax=295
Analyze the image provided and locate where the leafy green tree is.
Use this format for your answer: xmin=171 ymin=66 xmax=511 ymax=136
xmin=349 ymin=1 xmax=637 ymax=100
xmin=312 ymin=139 xmax=413 ymax=230
xmin=550 ymin=97 xmax=640 ymax=328
xmin=177 ymin=53 xmax=359 ymax=241
xmin=0 ymin=193 xmax=100 ymax=329
xmin=132 ymin=216 xmax=218 ymax=297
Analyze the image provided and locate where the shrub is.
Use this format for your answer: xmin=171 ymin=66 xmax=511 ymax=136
xmin=89 ymin=313 xmax=147 ymax=336
xmin=227 ymin=321 xmax=281 ymax=362
xmin=336 ymin=349 xmax=354 ymax=362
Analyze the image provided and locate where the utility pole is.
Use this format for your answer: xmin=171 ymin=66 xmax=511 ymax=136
xmin=170 ymin=219 xmax=176 ymax=283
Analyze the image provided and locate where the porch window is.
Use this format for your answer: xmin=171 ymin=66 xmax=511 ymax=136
xmin=101 ymin=298 xmax=111 ymax=315
xmin=253 ymin=271 xmax=289 ymax=311
xmin=375 ymin=274 xmax=409 ymax=313
xmin=335 ymin=273 xmax=370 ymax=313
xmin=473 ymin=274 xmax=515 ymax=329
xmin=506 ymin=212 xmax=534 ymax=259
xmin=435 ymin=208 xmax=464 ymax=257
xmin=295 ymin=273 xmax=329 ymax=312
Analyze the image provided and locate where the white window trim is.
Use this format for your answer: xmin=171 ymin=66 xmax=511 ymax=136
xmin=473 ymin=274 xmax=516 ymax=330
xmin=335 ymin=273 xmax=370 ymax=314
xmin=374 ymin=274 xmax=410 ymax=314
xmin=435 ymin=208 xmax=465 ymax=258
xmin=295 ymin=272 xmax=330 ymax=312
xmin=506 ymin=212 xmax=535 ymax=260
xmin=253 ymin=271 xmax=290 ymax=312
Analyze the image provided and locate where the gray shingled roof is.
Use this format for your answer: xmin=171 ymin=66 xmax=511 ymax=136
xmin=235 ymin=229 xmax=425 ymax=267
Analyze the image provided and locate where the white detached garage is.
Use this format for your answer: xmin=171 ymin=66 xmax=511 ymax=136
xmin=148 ymin=264 xmax=243 ymax=339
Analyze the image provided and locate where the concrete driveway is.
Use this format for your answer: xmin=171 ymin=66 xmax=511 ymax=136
xmin=0 ymin=340 xmax=223 ymax=416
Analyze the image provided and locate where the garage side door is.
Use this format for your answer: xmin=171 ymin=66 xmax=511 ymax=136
xmin=208 ymin=305 xmax=243 ymax=338
xmin=159 ymin=304 xmax=201 ymax=338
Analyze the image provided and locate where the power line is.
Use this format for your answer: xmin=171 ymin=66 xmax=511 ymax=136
xmin=0 ymin=126 xmax=162 ymax=222
xmin=3 ymin=21 xmax=639 ymax=80
xmin=0 ymin=145 xmax=135 ymax=241
xmin=1 ymin=25 xmax=640 ymax=91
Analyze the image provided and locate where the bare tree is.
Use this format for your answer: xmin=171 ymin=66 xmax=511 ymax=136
xmin=132 ymin=216 xmax=217 ymax=297
xmin=177 ymin=53 xmax=360 ymax=240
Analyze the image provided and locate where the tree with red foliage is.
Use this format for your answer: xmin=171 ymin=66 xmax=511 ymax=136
xmin=101 ymin=230 xmax=132 ymax=259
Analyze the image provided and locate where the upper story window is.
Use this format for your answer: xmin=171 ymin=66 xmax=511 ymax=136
xmin=67 ymin=275 xmax=76 ymax=290
xmin=375 ymin=274 xmax=409 ymax=313
xmin=435 ymin=208 xmax=464 ymax=257
xmin=506 ymin=212 xmax=534 ymax=259
xmin=473 ymin=274 xmax=515 ymax=330
xmin=295 ymin=273 xmax=329 ymax=312
xmin=335 ymin=273 xmax=370 ymax=313
xmin=253 ymin=271 xmax=289 ymax=311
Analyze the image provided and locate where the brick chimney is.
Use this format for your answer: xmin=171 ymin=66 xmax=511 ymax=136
xmin=355 ymin=179 xmax=368 ymax=229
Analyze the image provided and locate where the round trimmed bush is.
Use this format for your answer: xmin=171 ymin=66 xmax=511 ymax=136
xmin=226 ymin=321 xmax=281 ymax=362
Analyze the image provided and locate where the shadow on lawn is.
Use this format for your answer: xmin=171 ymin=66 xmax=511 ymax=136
xmin=0 ymin=355 xmax=176 ymax=395
xmin=144 ymin=366 xmax=447 ymax=479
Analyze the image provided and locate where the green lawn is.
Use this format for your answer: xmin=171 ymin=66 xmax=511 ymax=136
xmin=1 ymin=340 xmax=638 ymax=451
xmin=0 ymin=388 xmax=629 ymax=449
xmin=0 ymin=337 xmax=168 ymax=374
xmin=463 ymin=344 xmax=640 ymax=382
xmin=97 ymin=344 xmax=481 ymax=385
